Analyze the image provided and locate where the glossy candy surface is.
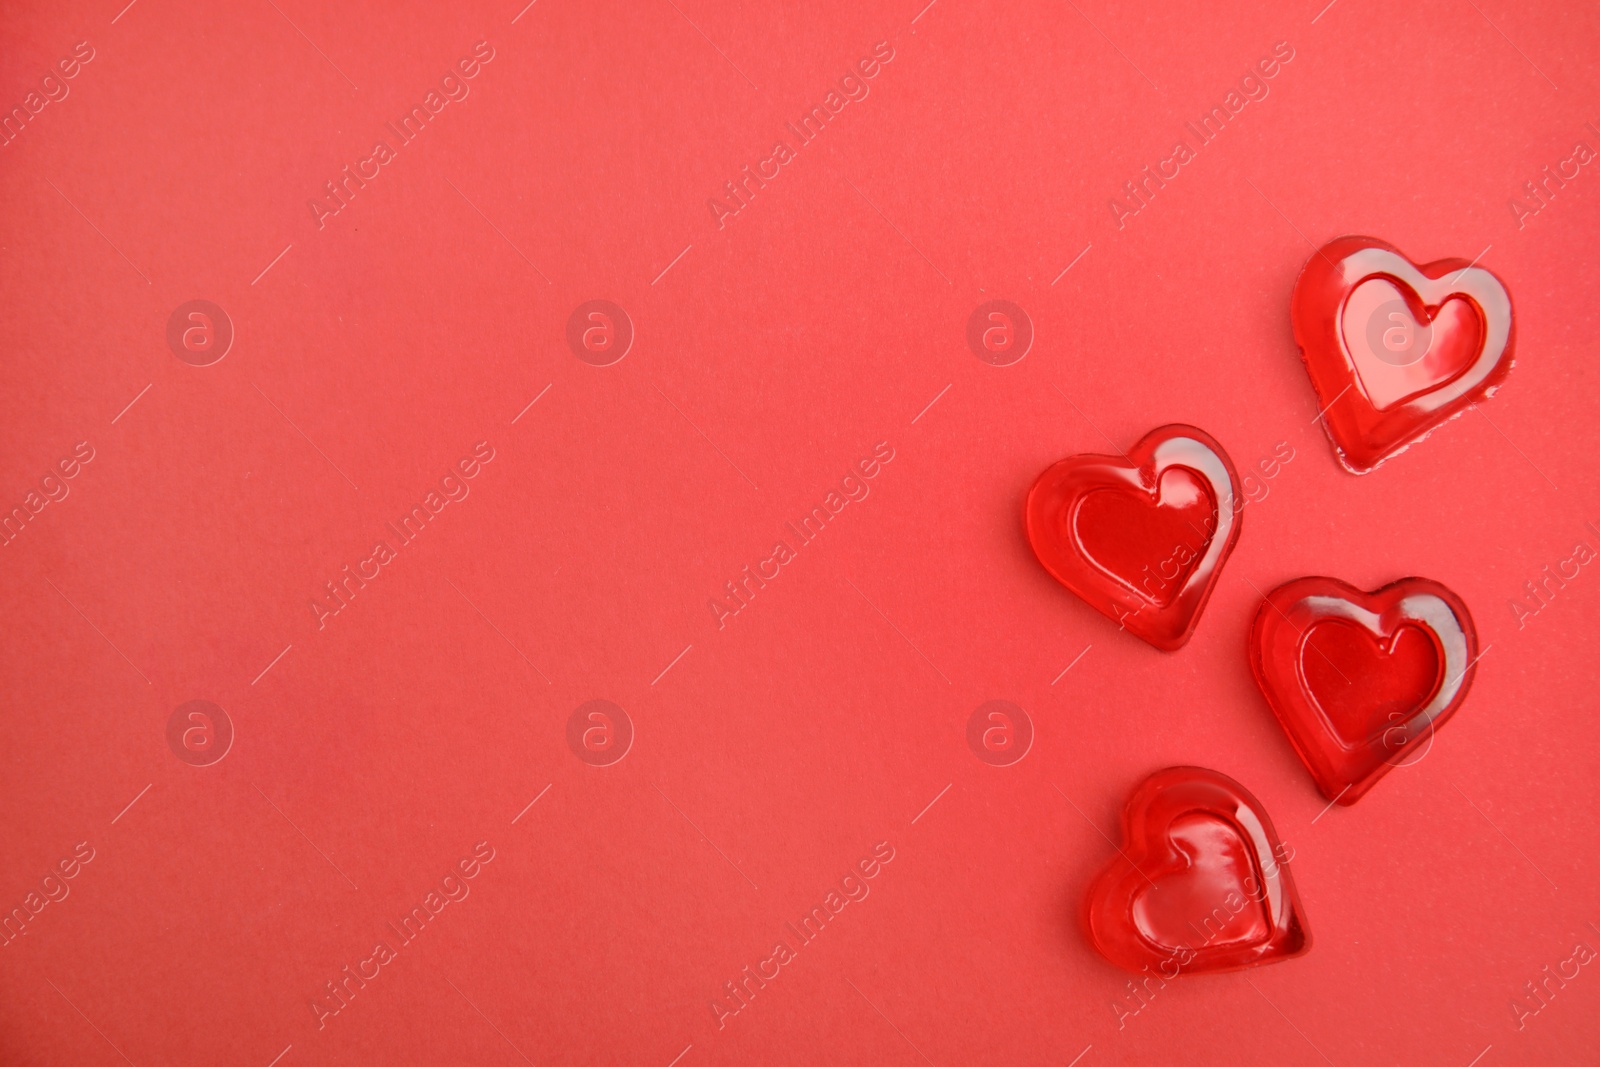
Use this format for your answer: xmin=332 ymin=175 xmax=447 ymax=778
xmin=1025 ymin=425 xmax=1241 ymax=651
xmin=1249 ymin=576 xmax=1478 ymax=805
xmin=1084 ymin=767 xmax=1310 ymax=975
xmin=1291 ymin=235 xmax=1514 ymax=474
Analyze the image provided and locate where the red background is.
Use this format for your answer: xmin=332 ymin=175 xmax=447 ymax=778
xmin=2 ymin=0 xmax=1598 ymax=1063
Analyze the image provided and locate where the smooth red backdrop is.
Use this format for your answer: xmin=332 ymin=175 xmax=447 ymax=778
xmin=2 ymin=0 xmax=1597 ymax=1064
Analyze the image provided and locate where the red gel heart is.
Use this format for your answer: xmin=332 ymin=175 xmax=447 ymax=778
xmin=1249 ymin=576 xmax=1479 ymax=805
xmin=1025 ymin=425 xmax=1241 ymax=651
xmin=1291 ymin=236 xmax=1514 ymax=474
xmin=1084 ymin=767 xmax=1310 ymax=975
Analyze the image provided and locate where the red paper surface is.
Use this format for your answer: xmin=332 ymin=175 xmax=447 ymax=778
xmin=3 ymin=1 xmax=1598 ymax=1064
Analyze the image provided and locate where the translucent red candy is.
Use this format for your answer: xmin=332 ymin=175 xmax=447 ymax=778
xmin=1025 ymin=424 xmax=1241 ymax=651
xmin=1249 ymin=576 xmax=1479 ymax=805
xmin=1084 ymin=767 xmax=1310 ymax=975
xmin=1291 ymin=235 xmax=1514 ymax=474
